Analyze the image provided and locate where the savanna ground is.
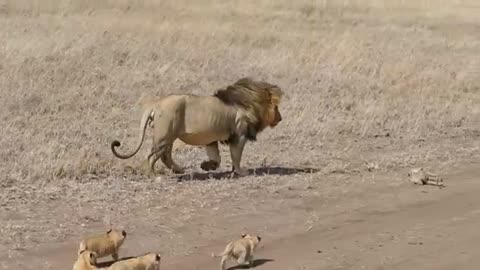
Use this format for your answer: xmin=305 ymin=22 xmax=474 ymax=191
xmin=1 ymin=0 xmax=479 ymax=269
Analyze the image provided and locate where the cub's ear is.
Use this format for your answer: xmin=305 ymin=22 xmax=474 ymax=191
xmin=106 ymin=229 xmax=112 ymax=234
xmin=89 ymin=251 xmax=97 ymax=264
xmin=257 ymin=235 xmax=262 ymax=241
xmin=122 ymin=230 xmax=127 ymax=237
xmin=155 ymin=254 xmax=161 ymax=261
xmin=241 ymin=233 xmax=247 ymax=238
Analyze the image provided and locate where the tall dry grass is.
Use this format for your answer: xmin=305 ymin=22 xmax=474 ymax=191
xmin=0 ymin=0 xmax=479 ymax=185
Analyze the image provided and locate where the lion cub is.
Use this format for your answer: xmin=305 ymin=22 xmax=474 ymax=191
xmin=73 ymin=249 xmax=98 ymax=270
xmin=212 ymin=233 xmax=262 ymax=270
xmin=78 ymin=229 xmax=127 ymax=261
xmin=107 ymin=252 xmax=161 ymax=270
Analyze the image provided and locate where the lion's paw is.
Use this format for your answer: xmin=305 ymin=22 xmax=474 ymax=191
xmin=200 ymin=160 xmax=219 ymax=171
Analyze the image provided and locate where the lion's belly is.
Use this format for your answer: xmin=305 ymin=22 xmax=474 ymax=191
xmin=179 ymin=131 xmax=230 ymax=145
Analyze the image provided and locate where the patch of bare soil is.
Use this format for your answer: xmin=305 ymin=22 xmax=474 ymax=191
xmin=1 ymin=156 xmax=479 ymax=270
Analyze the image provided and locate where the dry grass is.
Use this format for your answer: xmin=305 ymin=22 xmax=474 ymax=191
xmin=0 ymin=0 xmax=480 ymax=265
xmin=1 ymin=0 xmax=479 ymax=185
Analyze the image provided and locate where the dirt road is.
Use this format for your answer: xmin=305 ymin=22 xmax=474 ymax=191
xmin=163 ymin=162 xmax=480 ymax=270
xmin=2 ymin=161 xmax=479 ymax=270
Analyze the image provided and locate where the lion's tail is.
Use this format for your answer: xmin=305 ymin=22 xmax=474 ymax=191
xmin=111 ymin=107 xmax=154 ymax=159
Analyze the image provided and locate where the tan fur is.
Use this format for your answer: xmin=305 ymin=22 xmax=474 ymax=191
xmin=107 ymin=252 xmax=161 ymax=270
xmin=78 ymin=229 xmax=127 ymax=261
xmin=111 ymin=77 xmax=283 ymax=176
xmin=408 ymin=167 xmax=445 ymax=187
xmin=73 ymin=250 xmax=98 ymax=270
xmin=211 ymin=233 xmax=262 ymax=270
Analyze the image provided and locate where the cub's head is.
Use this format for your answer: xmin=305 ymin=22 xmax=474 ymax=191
xmin=79 ymin=249 xmax=97 ymax=265
xmin=241 ymin=233 xmax=262 ymax=243
xmin=106 ymin=228 xmax=127 ymax=243
xmin=143 ymin=252 xmax=161 ymax=270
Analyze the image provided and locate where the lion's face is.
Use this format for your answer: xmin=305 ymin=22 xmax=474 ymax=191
xmin=268 ymin=105 xmax=282 ymax=127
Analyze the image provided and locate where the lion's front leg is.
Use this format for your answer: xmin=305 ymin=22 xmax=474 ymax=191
xmin=201 ymin=142 xmax=221 ymax=171
xmin=229 ymin=136 xmax=248 ymax=176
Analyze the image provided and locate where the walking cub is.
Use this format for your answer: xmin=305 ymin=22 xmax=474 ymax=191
xmin=212 ymin=233 xmax=262 ymax=270
xmin=78 ymin=229 xmax=127 ymax=261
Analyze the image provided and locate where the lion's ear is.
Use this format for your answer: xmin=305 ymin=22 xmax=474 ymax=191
xmin=268 ymin=87 xmax=283 ymax=105
xmin=241 ymin=233 xmax=247 ymax=238
xmin=106 ymin=229 xmax=112 ymax=234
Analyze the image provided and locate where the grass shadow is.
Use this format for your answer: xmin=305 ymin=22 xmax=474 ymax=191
xmin=226 ymin=258 xmax=275 ymax=270
xmin=175 ymin=166 xmax=319 ymax=182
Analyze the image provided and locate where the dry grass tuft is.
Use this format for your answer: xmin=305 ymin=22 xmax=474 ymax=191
xmin=1 ymin=0 xmax=479 ymax=185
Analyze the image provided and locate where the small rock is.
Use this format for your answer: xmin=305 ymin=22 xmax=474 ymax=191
xmin=365 ymin=162 xmax=379 ymax=172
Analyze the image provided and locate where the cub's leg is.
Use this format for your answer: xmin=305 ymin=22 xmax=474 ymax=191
xmin=248 ymin=254 xmax=254 ymax=268
xmin=112 ymin=252 xmax=118 ymax=261
xmin=201 ymin=142 xmax=221 ymax=171
xmin=220 ymin=255 xmax=229 ymax=270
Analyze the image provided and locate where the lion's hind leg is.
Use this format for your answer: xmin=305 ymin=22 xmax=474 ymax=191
xmin=147 ymin=143 xmax=169 ymax=175
xmin=161 ymin=144 xmax=185 ymax=174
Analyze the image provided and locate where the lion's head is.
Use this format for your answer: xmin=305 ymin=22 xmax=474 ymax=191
xmin=213 ymin=77 xmax=283 ymax=140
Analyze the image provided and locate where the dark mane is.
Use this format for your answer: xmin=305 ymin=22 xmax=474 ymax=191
xmin=213 ymin=77 xmax=283 ymax=144
xmin=213 ymin=77 xmax=279 ymax=109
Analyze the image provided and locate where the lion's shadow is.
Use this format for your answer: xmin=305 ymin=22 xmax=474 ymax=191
xmin=175 ymin=166 xmax=319 ymax=182
xmin=226 ymin=258 xmax=275 ymax=269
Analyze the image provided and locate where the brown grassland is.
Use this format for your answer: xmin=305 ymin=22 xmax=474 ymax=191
xmin=0 ymin=0 xmax=479 ymax=269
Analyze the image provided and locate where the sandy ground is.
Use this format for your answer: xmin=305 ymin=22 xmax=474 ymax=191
xmin=2 ymin=158 xmax=479 ymax=270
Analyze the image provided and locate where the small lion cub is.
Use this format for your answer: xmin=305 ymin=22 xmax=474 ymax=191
xmin=73 ymin=249 xmax=98 ymax=270
xmin=408 ymin=167 xmax=445 ymax=187
xmin=107 ymin=252 xmax=161 ymax=270
xmin=212 ymin=233 xmax=262 ymax=270
xmin=78 ymin=229 xmax=127 ymax=261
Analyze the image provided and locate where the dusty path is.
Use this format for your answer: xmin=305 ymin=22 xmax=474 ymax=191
xmin=165 ymin=163 xmax=480 ymax=270
xmin=2 ymin=162 xmax=479 ymax=270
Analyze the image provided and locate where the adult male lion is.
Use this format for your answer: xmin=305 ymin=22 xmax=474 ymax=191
xmin=110 ymin=77 xmax=283 ymax=176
